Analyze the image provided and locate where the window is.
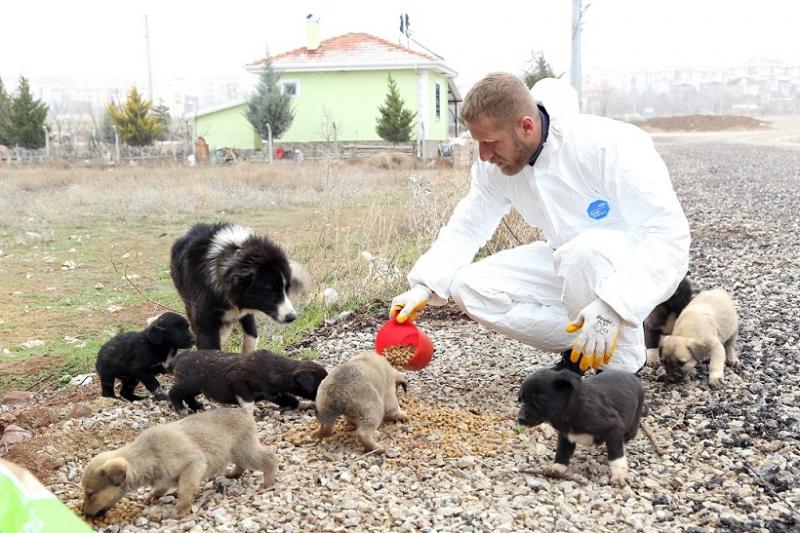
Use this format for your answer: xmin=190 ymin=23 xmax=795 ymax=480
xmin=281 ymin=81 xmax=299 ymax=97
xmin=435 ymin=83 xmax=441 ymax=120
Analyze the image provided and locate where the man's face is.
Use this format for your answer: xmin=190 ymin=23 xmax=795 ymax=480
xmin=468 ymin=115 xmax=537 ymax=176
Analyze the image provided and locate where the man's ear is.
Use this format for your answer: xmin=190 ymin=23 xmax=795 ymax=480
xmin=101 ymin=458 xmax=128 ymax=487
xmin=519 ymin=115 xmax=536 ymax=137
xmin=147 ymin=325 xmax=165 ymax=345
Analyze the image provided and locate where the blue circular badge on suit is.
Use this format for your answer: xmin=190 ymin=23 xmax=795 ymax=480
xmin=587 ymin=199 xmax=610 ymax=220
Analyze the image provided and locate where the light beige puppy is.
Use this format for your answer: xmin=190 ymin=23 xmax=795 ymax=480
xmin=659 ymin=288 xmax=739 ymax=388
xmin=312 ymin=351 xmax=407 ymax=452
xmin=81 ymin=407 xmax=276 ymax=518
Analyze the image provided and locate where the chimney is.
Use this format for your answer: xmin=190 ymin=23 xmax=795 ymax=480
xmin=306 ymin=14 xmax=320 ymax=51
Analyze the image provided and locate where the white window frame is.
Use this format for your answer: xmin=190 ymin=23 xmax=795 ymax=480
xmin=280 ymin=80 xmax=300 ymax=97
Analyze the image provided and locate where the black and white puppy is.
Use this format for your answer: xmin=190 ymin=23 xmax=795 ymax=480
xmin=517 ymin=368 xmax=645 ymax=486
xmin=170 ymin=223 xmax=307 ymax=351
xmin=96 ymin=312 xmax=195 ymax=402
xmin=644 ymin=275 xmax=693 ymax=365
xmin=168 ymin=349 xmax=327 ymax=413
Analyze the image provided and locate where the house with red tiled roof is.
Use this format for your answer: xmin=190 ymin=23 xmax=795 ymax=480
xmin=191 ymin=18 xmax=460 ymax=156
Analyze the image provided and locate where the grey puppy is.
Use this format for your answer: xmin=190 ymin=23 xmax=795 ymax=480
xmin=312 ymin=351 xmax=407 ymax=452
xmin=81 ymin=408 xmax=276 ymax=518
xmin=658 ymin=288 xmax=739 ymax=388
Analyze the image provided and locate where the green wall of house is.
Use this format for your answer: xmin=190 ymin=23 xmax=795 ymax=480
xmin=195 ymin=68 xmax=452 ymax=148
xmin=195 ymin=106 xmax=262 ymax=151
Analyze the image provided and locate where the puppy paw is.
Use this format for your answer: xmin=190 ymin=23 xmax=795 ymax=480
xmin=297 ymin=400 xmax=316 ymax=411
xmin=726 ymin=355 xmax=740 ymax=368
xmin=708 ymin=374 xmax=725 ymax=388
xmin=152 ymin=388 xmax=168 ymax=402
xmin=645 ymin=348 xmax=661 ymax=368
xmin=543 ymin=463 xmax=568 ymax=479
xmin=146 ymin=488 xmax=167 ymax=504
xmin=225 ymin=465 xmax=244 ymax=479
xmin=610 ymin=472 xmax=628 ymax=487
xmin=311 ymin=428 xmax=331 ymax=440
xmin=173 ymin=503 xmax=191 ymax=518
xmin=609 ymin=457 xmax=629 ymax=487
xmin=385 ymin=409 xmax=407 ymax=422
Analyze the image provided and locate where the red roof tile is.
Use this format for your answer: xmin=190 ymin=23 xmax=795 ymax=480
xmin=246 ymin=32 xmax=446 ymax=71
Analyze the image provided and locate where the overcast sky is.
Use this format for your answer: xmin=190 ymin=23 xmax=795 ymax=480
xmin=1 ymin=0 xmax=797 ymax=94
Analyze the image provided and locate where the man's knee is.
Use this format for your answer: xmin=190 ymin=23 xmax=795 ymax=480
xmin=450 ymin=267 xmax=480 ymax=314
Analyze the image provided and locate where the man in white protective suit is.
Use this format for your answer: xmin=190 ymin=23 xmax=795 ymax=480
xmin=389 ymin=73 xmax=690 ymax=374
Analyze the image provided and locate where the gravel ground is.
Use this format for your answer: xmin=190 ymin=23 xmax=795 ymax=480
xmin=3 ymin=141 xmax=800 ymax=532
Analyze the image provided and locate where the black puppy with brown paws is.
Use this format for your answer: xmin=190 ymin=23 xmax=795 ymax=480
xmin=169 ymin=349 xmax=327 ymax=413
xmin=96 ymin=312 xmax=195 ymax=402
xmin=517 ymin=368 xmax=645 ymax=486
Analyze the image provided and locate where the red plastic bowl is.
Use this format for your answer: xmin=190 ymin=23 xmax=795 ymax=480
xmin=375 ymin=318 xmax=434 ymax=371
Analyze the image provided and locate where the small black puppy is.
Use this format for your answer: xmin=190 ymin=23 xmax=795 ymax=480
xmin=517 ymin=368 xmax=645 ymax=486
xmin=96 ymin=312 xmax=195 ymax=402
xmin=169 ymin=349 xmax=328 ymax=413
xmin=644 ymin=275 xmax=694 ymax=357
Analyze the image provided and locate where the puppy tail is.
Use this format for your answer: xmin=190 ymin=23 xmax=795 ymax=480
xmin=288 ymin=261 xmax=312 ymax=298
xmin=314 ymin=397 xmax=342 ymax=426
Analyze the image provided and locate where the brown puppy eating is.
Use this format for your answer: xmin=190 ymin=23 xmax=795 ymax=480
xmin=312 ymin=351 xmax=407 ymax=452
xmin=81 ymin=408 xmax=276 ymax=518
xmin=658 ymin=288 xmax=739 ymax=388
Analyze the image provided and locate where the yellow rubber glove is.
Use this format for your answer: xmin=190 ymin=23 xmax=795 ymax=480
xmin=389 ymin=286 xmax=431 ymax=323
xmin=565 ymin=298 xmax=622 ymax=372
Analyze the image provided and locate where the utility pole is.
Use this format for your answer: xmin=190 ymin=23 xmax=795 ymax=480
xmin=112 ymin=125 xmax=121 ymax=163
xmin=571 ymin=0 xmax=583 ymax=111
xmin=42 ymin=124 xmax=50 ymax=159
xmin=144 ymin=15 xmax=154 ymax=101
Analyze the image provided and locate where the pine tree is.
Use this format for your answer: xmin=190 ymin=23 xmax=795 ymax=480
xmin=99 ymin=110 xmax=116 ymax=144
xmin=2 ymin=77 xmax=49 ymax=149
xmin=152 ymin=100 xmax=171 ymax=141
xmin=375 ymin=74 xmax=415 ymax=144
xmin=0 ymin=76 xmax=11 ymax=146
xmin=245 ymin=51 xmax=294 ymax=139
xmin=106 ymin=86 xmax=164 ymax=146
xmin=523 ymin=52 xmax=559 ymax=89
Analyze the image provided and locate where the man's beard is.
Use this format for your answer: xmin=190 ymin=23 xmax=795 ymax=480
xmin=494 ymin=129 xmax=536 ymax=176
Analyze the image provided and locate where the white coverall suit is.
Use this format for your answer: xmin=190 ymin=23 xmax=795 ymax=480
xmin=407 ymin=80 xmax=691 ymax=372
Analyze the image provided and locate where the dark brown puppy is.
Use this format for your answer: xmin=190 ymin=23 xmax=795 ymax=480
xmin=169 ymin=349 xmax=327 ymax=413
xmin=645 ymin=274 xmax=693 ymax=365
xmin=96 ymin=312 xmax=195 ymax=402
xmin=517 ymin=368 xmax=645 ymax=486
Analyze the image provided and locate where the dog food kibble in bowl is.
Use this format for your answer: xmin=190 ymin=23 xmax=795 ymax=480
xmin=382 ymin=344 xmax=417 ymax=368
xmin=375 ymin=319 xmax=434 ymax=370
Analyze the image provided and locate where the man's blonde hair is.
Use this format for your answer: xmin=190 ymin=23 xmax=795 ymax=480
xmin=460 ymin=72 xmax=537 ymax=127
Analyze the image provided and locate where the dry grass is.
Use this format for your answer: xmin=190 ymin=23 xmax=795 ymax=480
xmin=0 ymin=159 xmax=543 ymax=392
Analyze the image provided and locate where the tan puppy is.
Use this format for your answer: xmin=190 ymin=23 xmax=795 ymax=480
xmin=658 ymin=288 xmax=739 ymax=388
xmin=81 ymin=408 xmax=276 ymax=518
xmin=312 ymin=351 xmax=407 ymax=452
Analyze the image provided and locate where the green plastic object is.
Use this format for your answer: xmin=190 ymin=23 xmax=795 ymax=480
xmin=0 ymin=460 xmax=91 ymax=533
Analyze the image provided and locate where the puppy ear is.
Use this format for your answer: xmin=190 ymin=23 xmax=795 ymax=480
xmin=686 ymin=340 xmax=708 ymax=360
xmin=101 ymin=458 xmax=128 ymax=487
xmin=293 ymin=370 xmax=318 ymax=397
xmin=288 ymin=261 xmax=311 ymax=298
xmin=553 ymin=370 xmax=582 ymax=391
xmin=147 ymin=325 xmax=165 ymax=345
